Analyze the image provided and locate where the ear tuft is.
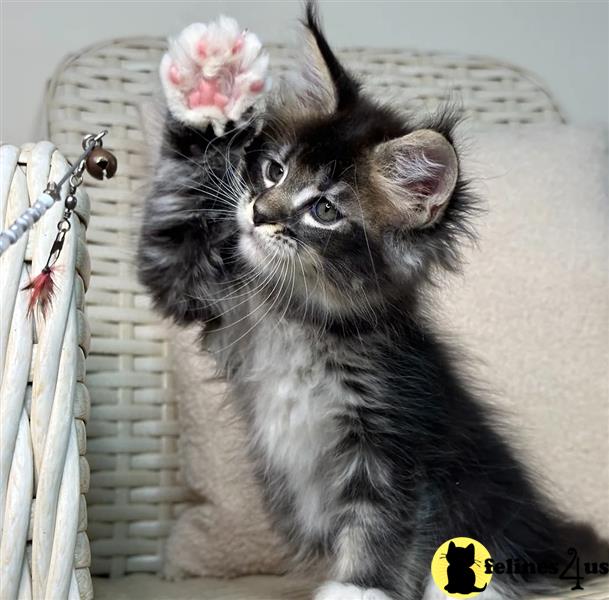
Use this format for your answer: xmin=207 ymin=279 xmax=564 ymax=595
xmin=299 ymin=24 xmax=337 ymax=115
xmin=375 ymin=129 xmax=459 ymax=228
xmin=282 ymin=1 xmax=359 ymax=116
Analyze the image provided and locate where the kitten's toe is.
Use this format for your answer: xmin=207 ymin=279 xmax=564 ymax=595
xmin=160 ymin=17 xmax=269 ymax=134
xmin=314 ymin=581 xmax=392 ymax=600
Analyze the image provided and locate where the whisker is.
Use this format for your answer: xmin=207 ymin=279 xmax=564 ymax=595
xmin=212 ymin=250 xmax=289 ymax=354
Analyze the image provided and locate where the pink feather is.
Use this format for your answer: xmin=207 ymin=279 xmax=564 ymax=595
xmin=23 ymin=266 xmax=56 ymax=318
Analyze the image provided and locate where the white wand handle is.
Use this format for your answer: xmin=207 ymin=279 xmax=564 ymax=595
xmin=0 ymin=189 xmax=58 ymax=256
xmin=0 ymin=130 xmax=114 ymax=257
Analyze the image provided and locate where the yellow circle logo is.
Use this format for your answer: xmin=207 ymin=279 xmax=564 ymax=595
xmin=430 ymin=537 xmax=493 ymax=598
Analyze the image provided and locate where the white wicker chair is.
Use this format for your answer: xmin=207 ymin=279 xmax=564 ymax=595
xmin=1 ymin=142 xmax=92 ymax=599
xmin=41 ymin=37 xmax=607 ymax=599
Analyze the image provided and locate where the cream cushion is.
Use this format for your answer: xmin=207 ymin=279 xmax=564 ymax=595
xmin=92 ymin=574 xmax=609 ymax=600
xmin=162 ymin=327 xmax=289 ymax=579
xmin=94 ymin=574 xmax=313 ymax=599
xmin=162 ymin=122 xmax=608 ymax=581
xmin=445 ymin=123 xmax=608 ymax=535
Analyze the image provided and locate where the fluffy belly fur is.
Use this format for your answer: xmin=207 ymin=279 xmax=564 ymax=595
xmin=236 ymin=320 xmax=351 ymax=542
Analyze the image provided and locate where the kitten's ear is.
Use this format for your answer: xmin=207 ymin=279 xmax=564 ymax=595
xmin=297 ymin=26 xmax=337 ymax=114
xmin=291 ymin=2 xmax=359 ymax=115
xmin=449 ymin=541 xmax=456 ymax=550
xmin=374 ymin=129 xmax=458 ymax=229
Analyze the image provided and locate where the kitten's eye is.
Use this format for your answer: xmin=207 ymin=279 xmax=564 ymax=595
xmin=267 ymin=161 xmax=284 ymax=182
xmin=263 ymin=159 xmax=286 ymax=187
xmin=311 ymin=197 xmax=341 ymax=223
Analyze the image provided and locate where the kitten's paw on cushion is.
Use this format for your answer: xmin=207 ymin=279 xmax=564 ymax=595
xmin=314 ymin=581 xmax=392 ymax=600
xmin=160 ymin=17 xmax=269 ymax=135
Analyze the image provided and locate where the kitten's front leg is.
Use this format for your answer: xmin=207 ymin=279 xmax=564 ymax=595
xmin=315 ymin=515 xmax=405 ymax=600
xmin=313 ymin=451 xmax=427 ymax=600
xmin=138 ymin=18 xmax=268 ymax=324
xmin=315 ymin=512 xmax=424 ymax=600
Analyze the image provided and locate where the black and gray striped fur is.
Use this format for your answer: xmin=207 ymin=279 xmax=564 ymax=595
xmin=138 ymin=5 xmax=606 ymax=599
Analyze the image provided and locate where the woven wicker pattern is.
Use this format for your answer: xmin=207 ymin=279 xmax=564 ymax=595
xmin=0 ymin=142 xmax=92 ymax=599
xmin=45 ymin=37 xmax=565 ymax=578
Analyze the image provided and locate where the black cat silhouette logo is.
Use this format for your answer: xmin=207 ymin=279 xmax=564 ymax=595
xmin=431 ymin=537 xmax=493 ymax=598
xmin=444 ymin=541 xmax=488 ymax=594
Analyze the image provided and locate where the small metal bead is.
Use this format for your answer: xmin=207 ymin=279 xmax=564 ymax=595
xmin=85 ymin=147 xmax=118 ymax=180
xmin=65 ymin=195 xmax=78 ymax=210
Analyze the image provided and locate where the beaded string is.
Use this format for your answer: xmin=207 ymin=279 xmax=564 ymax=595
xmin=0 ymin=130 xmax=116 ymax=256
xmin=1 ymin=130 xmax=117 ymax=317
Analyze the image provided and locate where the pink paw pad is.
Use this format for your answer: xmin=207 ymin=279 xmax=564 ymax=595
xmin=232 ymin=36 xmax=244 ymax=55
xmin=196 ymin=39 xmax=207 ymax=58
xmin=250 ymin=80 xmax=264 ymax=93
xmin=161 ymin=18 xmax=269 ymax=131
xmin=169 ymin=64 xmax=181 ymax=85
xmin=213 ymin=93 xmax=229 ymax=109
xmin=198 ymin=80 xmax=217 ymax=104
xmin=187 ymin=90 xmax=201 ymax=109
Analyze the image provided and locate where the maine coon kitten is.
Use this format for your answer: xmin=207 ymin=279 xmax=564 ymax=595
xmin=138 ymin=5 xmax=606 ymax=599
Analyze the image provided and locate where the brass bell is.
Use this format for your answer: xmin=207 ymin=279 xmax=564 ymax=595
xmin=85 ymin=147 xmax=118 ymax=180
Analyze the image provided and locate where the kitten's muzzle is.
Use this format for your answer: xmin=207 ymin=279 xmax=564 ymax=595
xmin=253 ymin=198 xmax=286 ymax=226
xmin=252 ymin=202 xmax=271 ymax=225
xmin=251 ymin=202 xmax=292 ymax=239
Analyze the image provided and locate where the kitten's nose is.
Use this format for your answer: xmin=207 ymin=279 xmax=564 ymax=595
xmin=252 ymin=201 xmax=275 ymax=225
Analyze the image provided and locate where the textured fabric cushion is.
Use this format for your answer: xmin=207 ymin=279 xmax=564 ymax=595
xmin=165 ymin=123 xmax=608 ymax=578
xmin=92 ymin=574 xmax=609 ymax=600
xmin=162 ymin=326 xmax=289 ymax=579
xmin=94 ymin=574 xmax=313 ymax=599
xmin=443 ymin=123 xmax=608 ymax=535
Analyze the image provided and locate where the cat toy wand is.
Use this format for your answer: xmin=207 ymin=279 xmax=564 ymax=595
xmin=0 ymin=130 xmax=117 ymax=316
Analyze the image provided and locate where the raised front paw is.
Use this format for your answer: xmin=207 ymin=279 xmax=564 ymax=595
xmin=314 ymin=581 xmax=393 ymax=600
xmin=160 ymin=17 xmax=269 ymax=135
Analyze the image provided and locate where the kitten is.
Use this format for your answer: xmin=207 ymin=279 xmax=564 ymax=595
xmin=138 ymin=4 xmax=606 ymax=599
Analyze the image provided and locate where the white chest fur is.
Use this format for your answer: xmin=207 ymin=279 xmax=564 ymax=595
xmin=243 ymin=320 xmax=346 ymax=534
